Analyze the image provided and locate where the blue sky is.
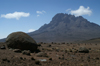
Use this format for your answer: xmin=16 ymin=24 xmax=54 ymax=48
xmin=0 ymin=0 xmax=100 ymax=39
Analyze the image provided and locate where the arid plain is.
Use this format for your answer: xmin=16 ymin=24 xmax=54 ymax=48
xmin=0 ymin=41 xmax=100 ymax=66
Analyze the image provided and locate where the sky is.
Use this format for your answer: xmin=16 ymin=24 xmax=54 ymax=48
xmin=0 ymin=0 xmax=100 ymax=39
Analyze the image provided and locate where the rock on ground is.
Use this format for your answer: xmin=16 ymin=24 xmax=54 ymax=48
xmin=6 ymin=32 xmax=38 ymax=52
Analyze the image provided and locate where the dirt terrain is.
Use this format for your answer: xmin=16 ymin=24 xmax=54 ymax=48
xmin=0 ymin=42 xmax=100 ymax=66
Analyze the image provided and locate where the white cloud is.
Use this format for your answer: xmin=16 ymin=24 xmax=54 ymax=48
xmin=37 ymin=15 xmax=40 ymax=17
xmin=42 ymin=10 xmax=46 ymax=13
xmin=36 ymin=11 xmax=43 ymax=14
xmin=28 ymin=29 xmax=35 ymax=32
xmin=1 ymin=12 xmax=30 ymax=20
xmin=36 ymin=10 xmax=46 ymax=14
xmin=67 ymin=6 xmax=92 ymax=17
xmin=66 ymin=8 xmax=71 ymax=12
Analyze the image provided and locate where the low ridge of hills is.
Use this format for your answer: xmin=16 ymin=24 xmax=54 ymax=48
xmin=1 ymin=13 xmax=100 ymax=43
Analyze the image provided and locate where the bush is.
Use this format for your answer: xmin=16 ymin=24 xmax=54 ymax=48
xmin=35 ymin=60 xmax=40 ymax=65
xmin=49 ymin=58 xmax=52 ymax=60
xmin=31 ymin=57 xmax=35 ymax=60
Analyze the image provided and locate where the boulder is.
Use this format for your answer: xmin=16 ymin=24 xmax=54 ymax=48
xmin=78 ymin=47 xmax=89 ymax=53
xmin=13 ymin=49 xmax=22 ymax=53
xmin=6 ymin=32 xmax=38 ymax=52
xmin=36 ymin=52 xmax=48 ymax=57
xmin=22 ymin=50 xmax=31 ymax=55
xmin=0 ymin=45 xmax=6 ymax=49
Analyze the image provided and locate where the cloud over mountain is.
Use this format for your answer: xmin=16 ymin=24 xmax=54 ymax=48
xmin=66 ymin=6 xmax=92 ymax=17
xmin=1 ymin=12 xmax=30 ymax=20
xmin=66 ymin=8 xmax=71 ymax=12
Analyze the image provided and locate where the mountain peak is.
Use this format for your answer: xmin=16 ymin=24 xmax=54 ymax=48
xmin=9 ymin=13 xmax=100 ymax=43
xmin=52 ymin=13 xmax=76 ymax=20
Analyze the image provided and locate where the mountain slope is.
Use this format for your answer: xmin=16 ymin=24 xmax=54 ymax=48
xmin=28 ymin=13 xmax=100 ymax=43
xmin=79 ymin=38 xmax=100 ymax=43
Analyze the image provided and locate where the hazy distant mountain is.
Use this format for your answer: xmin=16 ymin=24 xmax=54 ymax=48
xmin=1 ymin=13 xmax=100 ymax=43
xmin=28 ymin=13 xmax=100 ymax=43
xmin=0 ymin=38 xmax=6 ymax=42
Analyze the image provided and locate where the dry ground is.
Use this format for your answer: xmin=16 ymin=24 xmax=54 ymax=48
xmin=0 ymin=42 xmax=100 ymax=66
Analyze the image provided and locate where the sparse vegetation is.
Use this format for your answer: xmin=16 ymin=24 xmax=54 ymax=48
xmin=0 ymin=42 xmax=100 ymax=66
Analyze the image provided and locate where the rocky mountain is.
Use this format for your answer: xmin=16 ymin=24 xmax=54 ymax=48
xmin=28 ymin=13 xmax=100 ymax=43
xmin=1 ymin=13 xmax=100 ymax=43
